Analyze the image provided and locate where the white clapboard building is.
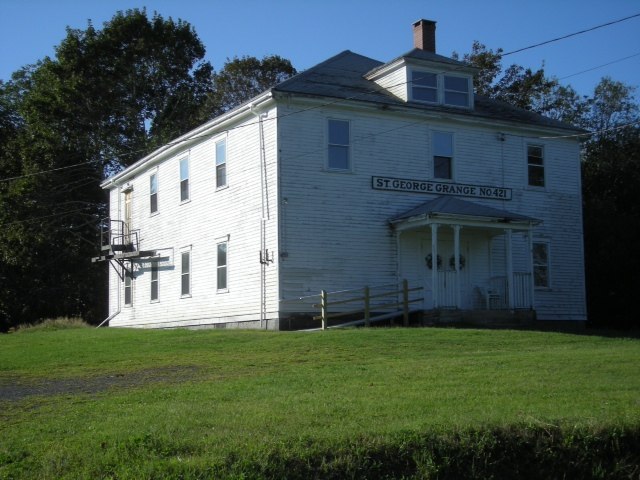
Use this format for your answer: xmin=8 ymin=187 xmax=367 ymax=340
xmin=95 ymin=20 xmax=587 ymax=329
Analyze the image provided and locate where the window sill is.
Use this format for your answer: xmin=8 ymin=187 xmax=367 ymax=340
xmin=180 ymin=199 xmax=191 ymax=206
xmin=149 ymin=211 xmax=160 ymax=218
xmin=216 ymin=288 xmax=229 ymax=294
xmin=180 ymin=294 xmax=192 ymax=299
xmin=150 ymin=299 xmax=160 ymax=304
xmin=216 ymin=185 xmax=229 ymax=192
xmin=325 ymin=167 xmax=354 ymax=174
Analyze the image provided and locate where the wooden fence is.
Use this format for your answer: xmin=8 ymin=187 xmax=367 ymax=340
xmin=312 ymin=279 xmax=423 ymax=330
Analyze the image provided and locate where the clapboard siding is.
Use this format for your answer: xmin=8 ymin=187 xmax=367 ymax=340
xmin=108 ymin=105 xmax=280 ymax=328
xmin=277 ymin=100 xmax=585 ymax=320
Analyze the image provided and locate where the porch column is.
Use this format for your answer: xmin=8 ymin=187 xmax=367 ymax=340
xmin=453 ymin=224 xmax=462 ymax=309
xmin=505 ymin=228 xmax=514 ymax=309
xmin=528 ymin=230 xmax=535 ymax=309
xmin=431 ymin=224 xmax=439 ymax=308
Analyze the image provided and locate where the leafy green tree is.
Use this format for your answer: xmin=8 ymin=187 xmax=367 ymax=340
xmin=580 ymin=79 xmax=639 ymax=328
xmin=203 ymin=55 xmax=297 ymax=117
xmin=0 ymin=9 xmax=213 ymax=330
xmin=0 ymin=9 xmax=298 ymax=331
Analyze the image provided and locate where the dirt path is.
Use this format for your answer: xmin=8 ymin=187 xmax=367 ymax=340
xmin=0 ymin=366 xmax=199 ymax=401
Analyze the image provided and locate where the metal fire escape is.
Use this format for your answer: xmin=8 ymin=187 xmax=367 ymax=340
xmin=91 ymin=219 xmax=156 ymax=279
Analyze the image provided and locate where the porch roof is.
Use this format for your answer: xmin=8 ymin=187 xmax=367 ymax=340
xmin=390 ymin=196 xmax=540 ymax=230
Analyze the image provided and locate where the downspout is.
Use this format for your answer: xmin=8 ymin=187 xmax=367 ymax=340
xmin=251 ymin=103 xmax=268 ymax=329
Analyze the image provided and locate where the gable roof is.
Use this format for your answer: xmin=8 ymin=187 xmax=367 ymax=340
xmin=274 ymin=50 xmax=581 ymax=133
xmin=391 ymin=196 xmax=540 ymax=225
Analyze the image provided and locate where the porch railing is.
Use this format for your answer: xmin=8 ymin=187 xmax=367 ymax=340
xmin=489 ymin=273 xmax=532 ymax=309
xmin=434 ymin=271 xmax=532 ymax=309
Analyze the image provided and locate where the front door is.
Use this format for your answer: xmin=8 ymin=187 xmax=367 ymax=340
xmin=421 ymin=237 xmax=470 ymax=309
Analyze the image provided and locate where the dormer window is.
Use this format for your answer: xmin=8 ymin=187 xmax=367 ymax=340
xmin=411 ymin=71 xmax=437 ymax=102
xmin=444 ymin=75 xmax=470 ymax=106
xmin=410 ymin=69 xmax=472 ymax=108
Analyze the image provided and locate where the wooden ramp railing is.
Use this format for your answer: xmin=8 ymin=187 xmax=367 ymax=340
xmin=312 ymin=280 xmax=423 ymax=330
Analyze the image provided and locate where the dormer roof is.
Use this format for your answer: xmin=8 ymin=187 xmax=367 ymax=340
xmin=365 ymin=48 xmax=478 ymax=80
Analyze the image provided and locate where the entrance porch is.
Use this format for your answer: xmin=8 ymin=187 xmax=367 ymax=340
xmin=391 ymin=196 xmax=540 ymax=314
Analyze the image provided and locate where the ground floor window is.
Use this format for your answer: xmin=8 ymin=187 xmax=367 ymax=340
xmin=150 ymin=261 xmax=159 ymax=301
xmin=533 ymin=241 xmax=550 ymax=288
xmin=124 ymin=271 xmax=133 ymax=306
xmin=217 ymin=241 xmax=228 ymax=291
xmin=181 ymin=250 xmax=191 ymax=296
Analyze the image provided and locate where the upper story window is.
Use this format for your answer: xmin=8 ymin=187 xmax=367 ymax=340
xmin=410 ymin=69 xmax=472 ymax=108
xmin=216 ymin=138 xmax=227 ymax=188
xmin=444 ymin=75 xmax=470 ymax=107
xmin=123 ymin=190 xmax=133 ymax=235
xmin=179 ymin=158 xmax=189 ymax=202
xmin=433 ymin=131 xmax=454 ymax=180
xmin=327 ymin=119 xmax=350 ymax=170
xmin=527 ymin=145 xmax=545 ymax=187
xmin=149 ymin=173 xmax=158 ymax=214
xmin=411 ymin=71 xmax=437 ymax=103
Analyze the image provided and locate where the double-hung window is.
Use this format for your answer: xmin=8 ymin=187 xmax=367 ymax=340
xmin=527 ymin=145 xmax=545 ymax=187
xmin=327 ymin=119 xmax=350 ymax=170
xmin=149 ymin=173 xmax=158 ymax=214
xmin=150 ymin=261 xmax=159 ymax=301
xmin=411 ymin=71 xmax=438 ymax=103
xmin=411 ymin=70 xmax=472 ymax=108
xmin=181 ymin=250 xmax=191 ymax=296
xmin=179 ymin=158 xmax=189 ymax=202
xmin=216 ymin=138 xmax=227 ymax=188
xmin=124 ymin=272 xmax=133 ymax=306
xmin=533 ymin=241 xmax=550 ymax=288
xmin=444 ymin=75 xmax=470 ymax=107
xmin=217 ymin=241 xmax=228 ymax=291
xmin=433 ymin=131 xmax=454 ymax=180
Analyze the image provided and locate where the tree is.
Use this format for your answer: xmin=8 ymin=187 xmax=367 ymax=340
xmin=453 ymin=42 xmax=558 ymax=113
xmin=0 ymin=9 xmax=298 ymax=331
xmin=580 ymin=79 xmax=639 ymax=328
xmin=0 ymin=9 xmax=213 ymax=330
xmin=204 ymin=55 xmax=297 ymax=117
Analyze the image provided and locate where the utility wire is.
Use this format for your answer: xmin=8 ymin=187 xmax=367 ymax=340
xmin=502 ymin=13 xmax=640 ymax=56
xmin=3 ymin=13 xmax=639 ymax=184
xmin=559 ymin=52 xmax=640 ymax=80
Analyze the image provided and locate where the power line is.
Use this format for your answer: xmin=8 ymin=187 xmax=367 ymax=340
xmin=538 ymin=119 xmax=640 ymax=139
xmin=4 ymin=14 xmax=639 ymax=185
xmin=502 ymin=13 xmax=640 ymax=57
xmin=559 ymin=52 xmax=640 ymax=80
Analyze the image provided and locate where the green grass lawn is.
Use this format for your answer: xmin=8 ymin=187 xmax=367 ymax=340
xmin=1 ymin=326 xmax=639 ymax=479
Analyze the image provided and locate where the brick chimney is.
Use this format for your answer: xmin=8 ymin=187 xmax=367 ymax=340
xmin=413 ymin=19 xmax=436 ymax=53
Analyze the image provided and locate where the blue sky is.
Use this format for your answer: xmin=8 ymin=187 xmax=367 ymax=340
xmin=1 ymin=0 xmax=639 ymax=98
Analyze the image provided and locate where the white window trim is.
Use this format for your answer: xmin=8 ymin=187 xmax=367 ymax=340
xmin=216 ymin=238 xmax=229 ymax=293
xmin=409 ymin=68 xmax=473 ymax=109
xmin=179 ymin=157 xmax=190 ymax=204
xmin=532 ymin=239 xmax=551 ymax=290
xmin=180 ymin=246 xmax=192 ymax=298
xmin=215 ymin=137 xmax=228 ymax=190
xmin=526 ymin=144 xmax=546 ymax=189
xmin=432 ymin=130 xmax=455 ymax=181
xmin=326 ymin=118 xmax=353 ymax=173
